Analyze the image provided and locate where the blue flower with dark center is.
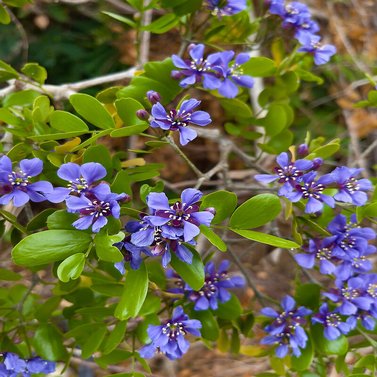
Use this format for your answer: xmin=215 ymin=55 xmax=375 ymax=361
xmin=139 ymin=306 xmax=201 ymax=360
xmin=172 ymin=44 xmax=221 ymax=89
xmin=330 ymin=166 xmax=372 ymax=206
xmin=170 ymin=260 xmax=245 ymax=310
xmin=255 ymin=152 xmax=314 ymax=196
xmin=297 ymin=33 xmax=336 ymax=65
xmin=286 ymin=171 xmax=335 ymax=213
xmin=312 ymin=303 xmax=351 ymax=340
xmin=207 ymin=51 xmax=254 ymax=98
xmin=0 ymin=156 xmax=53 ymax=207
xmin=66 ymin=184 xmax=128 ymax=233
xmin=46 ymin=162 xmax=107 ymax=203
xmin=323 ymin=277 xmax=374 ymax=315
xmin=144 ymin=188 xmax=214 ymax=242
xmin=150 ymin=99 xmax=211 ymax=146
xmin=206 ymin=0 xmax=246 ymax=17
xmin=260 ymin=295 xmax=311 ymax=358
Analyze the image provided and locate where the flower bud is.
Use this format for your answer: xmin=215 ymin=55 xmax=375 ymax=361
xmin=147 ymin=90 xmax=161 ymax=104
xmin=205 ymin=207 xmax=216 ymax=215
xmin=297 ymin=143 xmax=309 ymax=157
xmin=312 ymin=157 xmax=323 ymax=170
xmin=136 ymin=109 xmax=149 ymax=121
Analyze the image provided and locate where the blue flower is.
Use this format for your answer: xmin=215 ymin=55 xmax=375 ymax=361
xmin=46 ymin=162 xmax=107 ymax=203
xmin=170 ymin=260 xmax=245 ymax=310
xmin=1 ymin=353 xmax=55 ymax=377
xmin=287 ymin=171 xmax=335 ymax=213
xmin=144 ymin=188 xmax=214 ymax=242
xmin=207 ymin=51 xmax=254 ymax=98
xmin=323 ymin=277 xmax=374 ymax=315
xmin=255 ymin=152 xmax=314 ymax=196
xmin=206 ymin=0 xmax=246 ymax=17
xmin=260 ymin=295 xmax=311 ymax=358
xmin=150 ymin=99 xmax=211 ymax=145
xmin=0 ymin=156 xmax=53 ymax=207
xmin=297 ymin=33 xmax=336 ymax=65
xmin=330 ymin=166 xmax=372 ymax=206
xmin=139 ymin=306 xmax=201 ymax=360
xmin=66 ymin=184 xmax=128 ymax=233
xmin=312 ymin=303 xmax=351 ymax=340
xmin=172 ymin=44 xmax=221 ymax=89
xmin=114 ymin=239 xmax=144 ymax=271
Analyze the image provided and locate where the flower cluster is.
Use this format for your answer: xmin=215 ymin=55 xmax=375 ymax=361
xmin=114 ymin=188 xmax=214 ymax=270
xmin=172 ymin=44 xmax=254 ymax=98
xmin=268 ymin=0 xmax=336 ymax=65
xmin=48 ymin=162 xmax=129 ymax=232
xmin=255 ymin=151 xmax=372 ymax=213
xmin=261 ymin=296 xmax=311 ymax=358
xmin=0 ymin=353 xmax=55 ymax=377
xmin=205 ymin=0 xmax=246 ymax=17
xmin=139 ymin=306 xmax=201 ymax=360
xmin=0 ymin=157 xmax=128 ymax=233
xmin=167 ymin=260 xmax=245 ymax=310
xmin=149 ymin=98 xmax=212 ymax=146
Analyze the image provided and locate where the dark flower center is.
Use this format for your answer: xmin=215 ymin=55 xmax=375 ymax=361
xmin=325 ymin=313 xmax=340 ymax=327
xmin=275 ymin=164 xmax=302 ymax=183
xmin=344 ymin=177 xmax=360 ymax=194
xmin=162 ymin=321 xmax=186 ymax=339
xmin=316 ymin=247 xmax=332 ymax=260
xmin=298 ymin=181 xmax=324 ymax=199
xmin=167 ymin=109 xmax=192 ymax=130
xmin=80 ymin=199 xmax=111 ymax=218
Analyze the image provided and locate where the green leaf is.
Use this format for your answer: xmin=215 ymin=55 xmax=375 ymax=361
xmin=94 ymin=231 xmax=124 ymax=262
xmin=102 ymin=11 xmax=137 ymax=27
xmin=143 ymin=13 xmax=179 ymax=34
xmin=83 ymin=144 xmax=113 ymax=173
xmin=110 ymin=124 xmax=149 ymax=137
xmin=311 ymin=324 xmax=348 ymax=355
xmin=257 ymin=104 xmax=288 ymax=137
xmin=0 ymin=209 xmax=27 ymax=234
xmin=291 ymin=337 xmax=314 ymax=371
xmin=33 ymin=324 xmax=68 ymax=361
xmin=35 ymin=296 xmax=61 ymax=322
xmin=21 ymin=63 xmax=47 ymax=85
xmin=102 ymin=321 xmax=127 ymax=355
xmin=28 ymin=131 xmax=87 ymax=141
xmin=200 ymin=190 xmax=237 ymax=224
xmin=12 ymin=230 xmax=92 ymax=266
xmin=0 ymin=5 xmax=10 ymax=24
xmin=115 ymin=262 xmax=149 ymax=320
xmin=219 ymin=98 xmax=253 ymax=120
xmin=57 ymin=253 xmax=86 ymax=283
xmin=3 ymin=89 xmax=39 ymax=107
xmin=191 ymin=310 xmax=219 ymax=341
xmin=26 ymin=208 xmax=56 ymax=231
xmin=295 ymin=283 xmax=321 ymax=310
xmin=70 ymin=93 xmax=115 ymax=129
xmin=229 ymin=194 xmax=281 ymax=229
xmin=0 ymin=268 xmax=21 ymax=281
xmin=81 ymin=325 xmax=108 ymax=359
xmin=0 ymin=60 xmax=19 ymax=82
xmin=170 ymin=245 xmax=204 ymax=290
xmin=213 ymin=294 xmax=242 ymax=320
xmin=50 ymin=110 xmax=89 ymax=132
xmin=231 ymin=229 xmax=299 ymax=248
xmin=199 ymin=225 xmax=227 ymax=252
xmin=115 ymin=98 xmax=146 ymax=127
xmin=47 ymin=210 xmax=77 ymax=230
xmin=307 ymin=140 xmax=340 ymax=159
xmin=242 ymin=57 xmax=276 ymax=77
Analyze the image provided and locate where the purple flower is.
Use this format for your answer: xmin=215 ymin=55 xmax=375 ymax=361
xmin=139 ymin=306 xmax=201 ymax=360
xmin=26 ymin=358 xmax=55 ymax=375
xmin=66 ymin=184 xmax=128 ymax=233
xmin=312 ymin=303 xmax=351 ymax=340
xmin=330 ymin=166 xmax=372 ymax=206
xmin=255 ymin=152 xmax=314 ymax=196
xmin=207 ymin=51 xmax=254 ymax=98
xmin=323 ymin=277 xmax=374 ymax=315
xmin=172 ymin=44 xmax=221 ymax=90
xmin=295 ymin=238 xmax=338 ymax=275
xmin=206 ymin=0 xmax=246 ymax=17
xmin=150 ymin=99 xmax=211 ymax=145
xmin=260 ymin=295 xmax=311 ymax=358
xmin=178 ymin=260 xmax=245 ymax=311
xmin=0 ymin=156 xmax=53 ymax=207
xmin=297 ymin=33 xmax=336 ymax=65
xmin=144 ymin=188 xmax=214 ymax=242
xmin=114 ymin=240 xmax=144 ymax=271
xmin=1 ymin=353 xmax=55 ymax=377
xmin=287 ymin=171 xmax=335 ymax=213
xmin=46 ymin=162 xmax=107 ymax=203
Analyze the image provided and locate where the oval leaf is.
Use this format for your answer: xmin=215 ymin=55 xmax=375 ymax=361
xmin=50 ymin=110 xmax=89 ymax=132
xmin=57 ymin=253 xmax=86 ymax=283
xmin=231 ymin=229 xmax=299 ymax=248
